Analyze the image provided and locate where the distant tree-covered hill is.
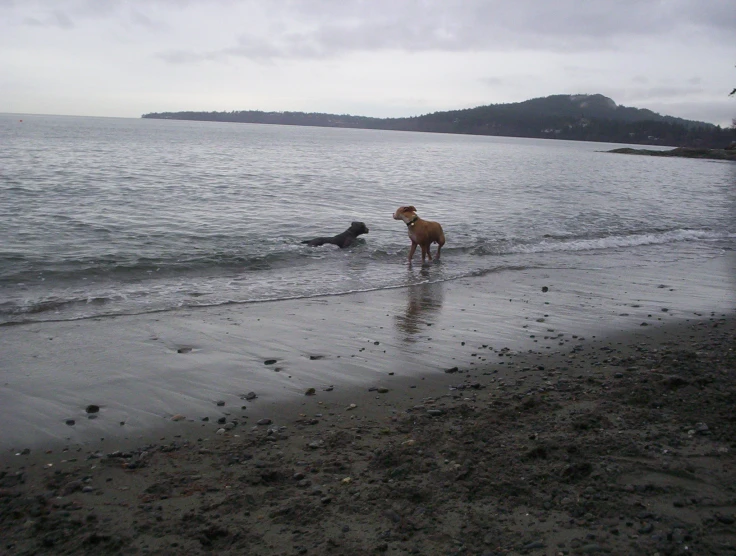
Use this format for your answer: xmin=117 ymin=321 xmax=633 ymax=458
xmin=142 ymin=94 xmax=736 ymax=148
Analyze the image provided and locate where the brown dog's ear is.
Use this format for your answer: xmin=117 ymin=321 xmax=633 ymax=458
xmin=405 ymin=205 xmax=417 ymax=213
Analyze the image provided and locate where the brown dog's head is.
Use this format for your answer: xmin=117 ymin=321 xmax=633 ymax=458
xmin=393 ymin=206 xmax=417 ymax=220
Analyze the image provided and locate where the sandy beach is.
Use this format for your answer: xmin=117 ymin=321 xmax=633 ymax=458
xmin=2 ymin=252 xmax=735 ymax=555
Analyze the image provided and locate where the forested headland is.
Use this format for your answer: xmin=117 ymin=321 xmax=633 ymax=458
xmin=142 ymin=94 xmax=736 ymax=148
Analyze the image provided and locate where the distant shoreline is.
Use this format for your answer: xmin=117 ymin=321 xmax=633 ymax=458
xmin=140 ymin=94 xmax=736 ymax=149
xmin=607 ymin=146 xmax=736 ymax=161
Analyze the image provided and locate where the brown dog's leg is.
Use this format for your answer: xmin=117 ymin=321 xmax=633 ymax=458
xmin=422 ymin=244 xmax=431 ymax=262
xmin=408 ymin=242 xmax=418 ymax=262
xmin=436 ymin=233 xmax=445 ymax=260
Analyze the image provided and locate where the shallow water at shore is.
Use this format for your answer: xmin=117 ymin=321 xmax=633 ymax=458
xmin=2 ymin=113 xmax=735 ymax=324
xmin=1 ymin=242 xmax=734 ymax=451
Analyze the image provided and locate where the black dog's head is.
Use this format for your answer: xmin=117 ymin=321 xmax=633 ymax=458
xmin=350 ymin=221 xmax=369 ymax=235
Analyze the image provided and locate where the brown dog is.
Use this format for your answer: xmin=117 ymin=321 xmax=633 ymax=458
xmin=393 ymin=206 xmax=445 ymax=262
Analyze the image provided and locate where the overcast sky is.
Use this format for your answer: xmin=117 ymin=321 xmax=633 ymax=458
xmin=2 ymin=0 xmax=735 ymax=125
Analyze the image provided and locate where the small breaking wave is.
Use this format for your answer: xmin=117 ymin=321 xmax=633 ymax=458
xmin=471 ymin=228 xmax=732 ymax=257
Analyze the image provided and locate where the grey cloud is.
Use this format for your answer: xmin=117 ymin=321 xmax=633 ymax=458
xmin=130 ymin=10 xmax=154 ymax=28
xmin=20 ymin=10 xmax=74 ymax=28
xmin=157 ymin=50 xmax=210 ymax=64
xmin=156 ymin=0 xmax=736 ymax=64
xmin=626 ymin=86 xmax=706 ymax=101
xmin=52 ymin=10 xmax=74 ymax=28
xmin=22 ymin=16 xmax=43 ymax=26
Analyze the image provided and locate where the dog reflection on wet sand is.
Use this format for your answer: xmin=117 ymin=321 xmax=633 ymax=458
xmin=394 ymin=277 xmax=444 ymax=341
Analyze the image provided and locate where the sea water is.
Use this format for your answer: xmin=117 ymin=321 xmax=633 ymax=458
xmin=2 ymin=113 xmax=735 ymax=325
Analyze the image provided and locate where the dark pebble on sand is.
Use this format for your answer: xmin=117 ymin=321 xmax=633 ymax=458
xmin=542 ymin=286 xmax=549 ymax=292
xmin=243 ymin=392 xmax=257 ymax=400
xmin=638 ymin=523 xmax=654 ymax=534
xmin=216 ymin=400 xmax=225 ymax=406
xmin=177 ymin=347 xmax=192 ymax=354
xmin=264 ymin=359 xmax=277 ymax=365
xmin=445 ymin=367 xmax=459 ymax=374
xmin=217 ymin=417 xmax=227 ymax=424
xmin=65 ymin=419 xmax=75 ymax=426
xmin=523 ymin=540 xmax=545 ymax=550
xmin=86 ymin=404 xmax=100 ymax=414
xmin=257 ymin=418 xmax=272 ymax=426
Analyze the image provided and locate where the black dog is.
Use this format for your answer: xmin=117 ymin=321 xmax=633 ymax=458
xmin=302 ymin=221 xmax=369 ymax=248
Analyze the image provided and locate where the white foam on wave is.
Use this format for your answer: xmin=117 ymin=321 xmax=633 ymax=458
xmin=510 ymin=229 xmax=733 ymax=255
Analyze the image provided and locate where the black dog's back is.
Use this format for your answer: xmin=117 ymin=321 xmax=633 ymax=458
xmin=303 ymin=221 xmax=369 ymax=248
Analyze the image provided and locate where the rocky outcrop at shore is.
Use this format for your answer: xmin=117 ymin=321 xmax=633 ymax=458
xmin=608 ymin=147 xmax=736 ymax=161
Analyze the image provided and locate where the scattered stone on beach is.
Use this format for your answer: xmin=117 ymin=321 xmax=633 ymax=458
xmin=305 ymin=388 xmax=316 ymax=396
xmin=3 ymin=317 xmax=735 ymax=556
xmin=542 ymin=286 xmax=549 ymax=292
xmin=241 ymin=392 xmax=257 ymax=400
xmin=346 ymin=403 xmax=357 ymax=410
xmin=177 ymin=347 xmax=192 ymax=354
xmin=65 ymin=419 xmax=75 ymax=426
xmin=694 ymin=422 xmax=710 ymax=435
xmin=445 ymin=366 xmax=459 ymax=374
xmin=171 ymin=414 xmax=186 ymax=421
xmin=85 ymin=404 xmax=100 ymax=414
xmin=376 ymin=387 xmax=389 ymax=393
xmin=216 ymin=400 xmax=225 ymax=406
xmin=257 ymin=418 xmax=272 ymax=425
xmin=264 ymin=359 xmax=277 ymax=365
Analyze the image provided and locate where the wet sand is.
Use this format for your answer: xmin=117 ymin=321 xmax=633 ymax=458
xmin=2 ymin=314 xmax=735 ymax=555
xmin=1 ymin=252 xmax=736 ymax=554
xmin=1 ymin=251 xmax=733 ymax=452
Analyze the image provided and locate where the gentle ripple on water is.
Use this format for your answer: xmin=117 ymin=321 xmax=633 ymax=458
xmin=1 ymin=113 xmax=735 ymax=323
